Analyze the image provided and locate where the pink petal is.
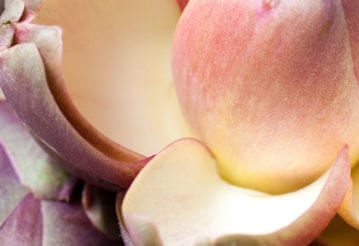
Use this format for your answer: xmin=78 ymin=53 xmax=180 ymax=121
xmin=342 ymin=0 xmax=359 ymax=82
xmin=172 ymin=0 xmax=359 ymax=193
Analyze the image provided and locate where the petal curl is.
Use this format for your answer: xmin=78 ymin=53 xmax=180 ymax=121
xmin=121 ymin=139 xmax=350 ymax=245
xmin=0 ymin=43 xmax=147 ymax=190
xmin=33 ymin=0 xmax=190 ymax=156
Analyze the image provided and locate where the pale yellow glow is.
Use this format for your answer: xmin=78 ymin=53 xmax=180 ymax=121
xmin=123 ymin=139 xmax=334 ymax=245
xmin=34 ymin=0 xmax=191 ymax=156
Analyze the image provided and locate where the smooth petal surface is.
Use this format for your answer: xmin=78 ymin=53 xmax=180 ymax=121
xmin=14 ymin=23 xmax=144 ymax=163
xmin=0 ymin=194 xmax=43 ymax=246
xmin=0 ymin=43 xmax=148 ymax=190
xmin=33 ymin=0 xmax=191 ymax=156
xmin=0 ymin=143 xmax=28 ymax=226
xmin=82 ymin=183 xmax=120 ymax=240
xmin=122 ymin=139 xmax=350 ymax=245
xmin=342 ymin=0 xmax=359 ymax=81
xmin=42 ymin=200 xmax=119 ymax=246
xmin=172 ymin=0 xmax=359 ymax=193
xmin=0 ymin=101 xmax=77 ymax=200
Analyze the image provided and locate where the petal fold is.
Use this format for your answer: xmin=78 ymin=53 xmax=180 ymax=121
xmin=33 ymin=0 xmax=190 ymax=156
xmin=0 ymin=43 xmax=147 ymax=190
xmin=121 ymin=139 xmax=350 ymax=245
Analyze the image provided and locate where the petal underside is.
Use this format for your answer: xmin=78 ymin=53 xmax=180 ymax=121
xmin=0 ymin=43 xmax=147 ymax=190
xmin=32 ymin=0 xmax=191 ymax=157
xmin=121 ymin=139 xmax=350 ymax=245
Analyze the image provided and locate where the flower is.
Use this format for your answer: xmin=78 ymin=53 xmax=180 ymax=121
xmin=0 ymin=0 xmax=359 ymax=245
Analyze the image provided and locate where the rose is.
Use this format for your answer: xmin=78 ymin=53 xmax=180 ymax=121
xmin=0 ymin=0 xmax=358 ymax=245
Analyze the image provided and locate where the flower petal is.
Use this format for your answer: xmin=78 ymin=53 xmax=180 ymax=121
xmin=82 ymin=183 xmax=120 ymax=240
xmin=41 ymin=200 xmax=119 ymax=246
xmin=0 ymin=24 xmax=14 ymax=52
xmin=0 ymin=194 xmax=43 ymax=246
xmin=0 ymin=143 xmax=28 ymax=226
xmin=342 ymin=0 xmax=359 ymax=81
xmin=0 ymin=43 xmax=147 ymax=190
xmin=22 ymin=0 xmax=44 ymax=22
xmin=0 ymin=0 xmax=24 ymax=24
xmin=338 ymin=162 xmax=359 ymax=229
xmin=121 ymin=139 xmax=350 ymax=245
xmin=172 ymin=0 xmax=359 ymax=193
xmin=0 ymin=101 xmax=77 ymax=201
xmin=32 ymin=0 xmax=191 ymax=156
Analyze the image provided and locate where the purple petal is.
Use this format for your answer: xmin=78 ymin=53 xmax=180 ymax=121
xmin=42 ymin=199 xmax=119 ymax=246
xmin=0 ymin=101 xmax=77 ymax=201
xmin=0 ymin=194 xmax=42 ymax=246
xmin=0 ymin=143 xmax=28 ymax=226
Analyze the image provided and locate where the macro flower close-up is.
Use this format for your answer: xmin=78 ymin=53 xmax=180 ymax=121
xmin=0 ymin=0 xmax=359 ymax=245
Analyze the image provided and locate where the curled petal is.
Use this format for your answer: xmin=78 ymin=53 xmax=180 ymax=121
xmin=0 ymin=43 xmax=147 ymax=190
xmin=32 ymin=0 xmax=189 ymax=157
xmin=121 ymin=139 xmax=350 ymax=245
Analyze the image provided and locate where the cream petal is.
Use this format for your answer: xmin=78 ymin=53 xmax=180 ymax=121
xmin=0 ymin=0 xmax=24 ymax=24
xmin=32 ymin=0 xmax=191 ymax=156
xmin=0 ymin=43 xmax=148 ymax=190
xmin=121 ymin=139 xmax=350 ymax=245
